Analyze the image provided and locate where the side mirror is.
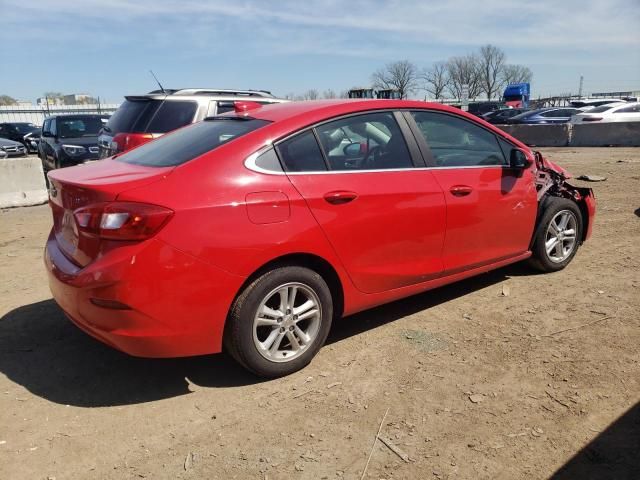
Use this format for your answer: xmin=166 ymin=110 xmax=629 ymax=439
xmin=343 ymin=142 xmax=362 ymax=157
xmin=510 ymin=149 xmax=530 ymax=168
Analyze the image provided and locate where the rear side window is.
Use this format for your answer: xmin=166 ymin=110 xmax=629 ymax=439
xmin=117 ymin=118 xmax=269 ymax=167
xmin=411 ymin=111 xmax=506 ymax=167
xmin=105 ymin=100 xmax=161 ymax=134
xmin=277 ymin=131 xmax=327 ymax=172
xmin=146 ymin=101 xmax=198 ymax=133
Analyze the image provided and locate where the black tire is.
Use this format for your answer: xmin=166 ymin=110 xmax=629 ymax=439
xmin=225 ymin=266 xmax=333 ymax=378
xmin=529 ymin=197 xmax=582 ymax=272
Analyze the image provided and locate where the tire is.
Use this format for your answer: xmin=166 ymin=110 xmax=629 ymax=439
xmin=529 ymin=197 xmax=582 ymax=272
xmin=225 ymin=266 xmax=333 ymax=378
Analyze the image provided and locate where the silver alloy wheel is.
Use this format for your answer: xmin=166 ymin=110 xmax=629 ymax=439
xmin=545 ymin=210 xmax=578 ymax=263
xmin=252 ymin=282 xmax=322 ymax=363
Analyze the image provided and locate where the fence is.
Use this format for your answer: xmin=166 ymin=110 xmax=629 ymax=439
xmin=0 ymin=103 xmax=120 ymax=125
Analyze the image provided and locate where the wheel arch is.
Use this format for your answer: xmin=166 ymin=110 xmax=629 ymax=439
xmin=225 ymin=252 xmax=345 ymax=328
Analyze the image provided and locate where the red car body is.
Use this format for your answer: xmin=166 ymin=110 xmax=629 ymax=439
xmin=45 ymin=100 xmax=595 ymax=359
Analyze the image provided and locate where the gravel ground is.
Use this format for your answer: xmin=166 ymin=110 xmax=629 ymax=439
xmin=1 ymin=147 xmax=639 ymax=479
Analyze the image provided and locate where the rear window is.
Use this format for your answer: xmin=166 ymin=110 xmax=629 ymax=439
xmin=146 ymin=101 xmax=198 ymax=133
xmin=116 ymin=118 xmax=269 ymax=167
xmin=104 ymin=99 xmax=161 ymax=134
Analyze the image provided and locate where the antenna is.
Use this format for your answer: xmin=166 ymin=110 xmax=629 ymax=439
xmin=149 ymin=70 xmax=166 ymax=94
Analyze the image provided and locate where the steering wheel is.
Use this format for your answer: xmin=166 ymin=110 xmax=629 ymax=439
xmin=362 ymin=146 xmax=381 ymax=169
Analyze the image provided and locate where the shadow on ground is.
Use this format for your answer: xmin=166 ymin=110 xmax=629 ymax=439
xmin=0 ymin=263 xmax=531 ymax=407
xmin=550 ymin=402 xmax=640 ymax=480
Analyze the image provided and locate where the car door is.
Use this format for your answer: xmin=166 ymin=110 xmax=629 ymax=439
xmin=406 ymin=110 xmax=538 ymax=274
xmin=278 ymin=111 xmax=447 ymax=294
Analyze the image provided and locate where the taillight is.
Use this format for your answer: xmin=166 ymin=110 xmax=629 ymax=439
xmin=112 ymin=133 xmax=155 ymax=153
xmin=582 ymin=117 xmax=603 ymax=122
xmin=73 ymin=202 xmax=173 ymax=241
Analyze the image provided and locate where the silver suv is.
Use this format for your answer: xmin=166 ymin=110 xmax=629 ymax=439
xmin=98 ymin=88 xmax=288 ymax=158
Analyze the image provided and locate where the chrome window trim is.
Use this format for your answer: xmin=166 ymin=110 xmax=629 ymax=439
xmin=245 ymin=149 xmax=508 ymax=176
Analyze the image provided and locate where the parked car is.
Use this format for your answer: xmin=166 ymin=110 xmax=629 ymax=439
xmin=45 ymin=100 xmax=595 ymax=377
xmin=570 ymin=98 xmax=627 ymax=111
xmin=39 ymin=114 xmax=105 ymax=171
xmin=482 ymin=108 xmax=528 ymax=124
xmin=0 ymin=137 xmax=28 ymax=157
xmin=507 ymin=107 xmax=582 ymax=124
xmin=23 ymin=130 xmax=41 ymax=153
xmin=0 ymin=122 xmax=40 ymax=151
xmin=467 ymin=102 xmax=507 ymax=117
xmin=570 ymin=102 xmax=640 ymax=123
xmin=98 ymin=88 xmax=288 ymax=158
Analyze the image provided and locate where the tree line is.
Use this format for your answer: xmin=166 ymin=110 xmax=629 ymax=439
xmin=290 ymin=44 xmax=532 ymax=102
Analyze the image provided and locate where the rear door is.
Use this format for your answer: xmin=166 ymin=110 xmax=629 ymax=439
xmin=406 ymin=110 xmax=537 ymax=274
xmin=279 ymin=111 xmax=446 ymax=294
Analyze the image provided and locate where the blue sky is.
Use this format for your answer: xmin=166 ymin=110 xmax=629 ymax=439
xmin=1 ymin=0 xmax=639 ymax=102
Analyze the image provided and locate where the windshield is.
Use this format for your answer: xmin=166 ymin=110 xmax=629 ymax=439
xmin=117 ymin=118 xmax=270 ymax=167
xmin=14 ymin=123 xmax=39 ymax=134
xmin=58 ymin=117 xmax=104 ymax=138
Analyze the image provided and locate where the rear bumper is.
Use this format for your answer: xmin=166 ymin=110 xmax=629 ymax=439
xmin=44 ymin=232 xmax=246 ymax=358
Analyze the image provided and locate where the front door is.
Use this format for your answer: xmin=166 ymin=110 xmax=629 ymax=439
xmin=278 ymin=111 xmax=447 ymax=294
xmin=407 ymin=110 xmax=538 ymax=274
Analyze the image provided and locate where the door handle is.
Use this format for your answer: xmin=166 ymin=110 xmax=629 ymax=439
xmin=324 ymin=191 xmax=358 ymax=205
xmin=449 ymin=185 xmax=473 ymax=197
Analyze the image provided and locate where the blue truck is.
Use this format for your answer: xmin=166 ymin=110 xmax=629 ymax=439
xmin=503 ymin=83 xmax=530 ymax=108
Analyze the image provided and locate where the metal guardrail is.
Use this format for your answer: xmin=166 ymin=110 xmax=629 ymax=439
xmin=0 ymin=103 xmax=120 ymax=125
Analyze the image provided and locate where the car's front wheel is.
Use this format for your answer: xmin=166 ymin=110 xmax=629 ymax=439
xmin=529 ymin=197 xmax=582 ymax=272
xmin=225 ymin=266 xmax=333 ymax=377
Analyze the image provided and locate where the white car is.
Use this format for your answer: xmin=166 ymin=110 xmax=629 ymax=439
xmin=570 ymin=102 xmax=640 ymax=124
xmin=571 ymin=98 xmax=627 ymax=112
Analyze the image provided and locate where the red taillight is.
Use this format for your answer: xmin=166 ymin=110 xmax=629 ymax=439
xmin=73 ymin=202 xmax=173 ymax=241
xmin=582 ymin=117 xmax=603 ymax=122
xmin=112 ymin=133 xmax=155 ymax=153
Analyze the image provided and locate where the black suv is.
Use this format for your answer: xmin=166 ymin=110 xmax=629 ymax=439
xmin=0 ymin=122 xmax=40 ymax=152
xmin=39 ymin=114 xmax=108 ymax=171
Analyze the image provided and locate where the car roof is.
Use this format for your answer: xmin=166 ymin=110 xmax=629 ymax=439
xmin=248 ymin=99 xmax=468 ymax=123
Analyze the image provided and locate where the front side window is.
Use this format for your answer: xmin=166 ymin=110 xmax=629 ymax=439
xmin=314 ymin=112 xmax=413 ymax=171
xmin=410 ymin=111 xmax=506 ymax=167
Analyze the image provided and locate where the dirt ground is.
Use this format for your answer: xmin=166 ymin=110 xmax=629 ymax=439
xmin=1 ymin=148 xmax=639 ymax=480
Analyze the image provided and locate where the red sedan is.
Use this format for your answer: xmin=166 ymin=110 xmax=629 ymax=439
xmin=45 ymin=100 xmax=596 ymax=377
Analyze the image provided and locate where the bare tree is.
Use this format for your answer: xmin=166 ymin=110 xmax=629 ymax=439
xmin=0 ymin=95 xmax=18 ymax=106
xmin=446 ymin=54 xmax=481 ymax=100
xmin=421 ymin=62 xmax=450 ymax=99
xmin=322 ymin=89 xmax=337 ymax=99
xmin=371 ymin=60 xmax=418 ymax=99
xmin=478 ymin=44 xmax=506 ymax=100
xmin=501 ymin=64 xmax=533 ymax=85
xmin=304 ymin=89 xmax=320 ymax=100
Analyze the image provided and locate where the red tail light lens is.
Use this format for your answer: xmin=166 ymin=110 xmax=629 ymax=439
xmin=582 ymin=117 xmax=603 ymax=122
xmin=112 ymin=133 xmax=155 ymax=154
xmin=74 ymin=202 xmax=173 ymax=240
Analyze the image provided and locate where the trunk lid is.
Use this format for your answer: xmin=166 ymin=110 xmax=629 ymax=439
xmin=48 ymin=159 xmax=173 ymax=267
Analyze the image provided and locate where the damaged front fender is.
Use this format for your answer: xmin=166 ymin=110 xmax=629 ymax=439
xmin=534 ymin=151 xmax=596 ymax=241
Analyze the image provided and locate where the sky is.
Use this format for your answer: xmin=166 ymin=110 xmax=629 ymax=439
xmin=1 ymin=0 xmax=639 ymax=103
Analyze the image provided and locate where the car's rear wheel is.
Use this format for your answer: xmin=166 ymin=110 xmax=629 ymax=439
xmin=529 ymin=197 xmax=582 ymax=272
xmin=225 ymin=266 xmax=333 ymax=377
